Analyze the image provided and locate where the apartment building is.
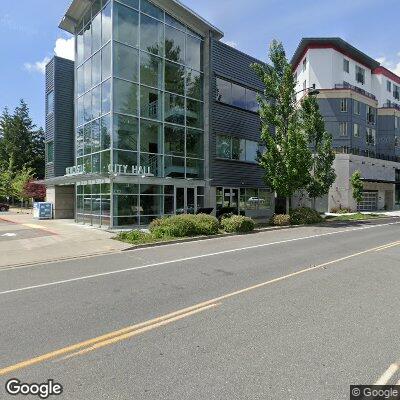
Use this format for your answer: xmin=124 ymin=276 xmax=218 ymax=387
xmin=292 ymin=38 xmax=400 ymax=211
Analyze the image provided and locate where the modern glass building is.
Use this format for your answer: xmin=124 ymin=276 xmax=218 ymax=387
xmin=45 ymin=0 xmax=275 ymax=227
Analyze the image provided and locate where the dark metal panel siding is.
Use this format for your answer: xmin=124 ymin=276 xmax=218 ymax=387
xmin=377 ymin=115 xmax=396 ymax=157
xmin=45 ymin=59 xmax=55 ymax=179
xmin=210 ymin=39 xmax=266 ymax=188
xmin=53 ymin=57 xmax=75 ymax=177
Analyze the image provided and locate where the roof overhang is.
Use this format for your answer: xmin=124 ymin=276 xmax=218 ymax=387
xmin=291 ymin=38 xmax=380 ymax=71
xmin=361 ymin=178 xmax=398 ymax=184
xmin=45 ymin=174 xmax=110 ymax=186
xmin=59 ymin=0 xmax=223 ymax=40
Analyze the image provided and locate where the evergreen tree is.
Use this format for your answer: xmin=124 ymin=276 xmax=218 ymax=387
xmin=350 ymin=170 xmax=364 ymax=209
xmin=252 ymin=40 xmax=313 ymax=212
xmin=301 ymin=96 xmax=336 ymax=208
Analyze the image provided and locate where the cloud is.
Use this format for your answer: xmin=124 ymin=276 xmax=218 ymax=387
xmin=54 ymin=37 xmax=75 ymax=61
xmin=377 ymin=55 xmax=400 ymax=77
xmin=24 ymin=36 xmax=75 ymax=75
xmin=24 ymin=57 xmax=51 ymax=74
xmin=0 ymin=14 xmax=38 ymax=35
xmin=222 ymin=40 xmax=238 ymax=49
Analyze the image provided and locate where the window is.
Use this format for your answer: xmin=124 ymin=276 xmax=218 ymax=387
xmin=140 ymin=86 xmax=161 ymax=120
xmin=215 ymin=77 xmax=260 ymax=112
xmin=165 ymin=25 xmax=185 ymax=64
xmin=113 ymin=114 xmax=138 ymax=151
xmin=45 ymin=141 xmax=54 ymax=163
xmin=366 ymin=105 xmax=375 ymax=125
xmin=102 ymin=2 xmax=112 ymax=45
xmin=395 ymin=117 xmax=398 ymax=129
xmin=343 ymin=59 xmax=349 ymax=73
xmin=114 ymin=42 xmax=139 ymax=82
xmin=140 ymin=14 xmax=164 ymax=56
xmin=164 ymin=125 xmax=184 ymax=156
xmin=186 ymin=35 xmax=203 ymax=71
xmin=353 ymin=123 xmax=360 ymax=137
xmin=303 ymin=80 xmax=307 ymax=91
xmin=114 ymin=78 xmax=138 ymax=116
xmin=141 ymin=52 xmax=163 ymax=89
xmin=366 ymin=128 xmax=376 ymax=145
xmin=186 ymin=128 xmax=204 ymax=158
xmin=186 ymin=69 xmax=203 ymax=100
xmin=46 ymin=91 xmax=54 ymax=115
xmin=165 ymin=60 xmax=185 ymax=95
xmin=186 ymin=99 xmax=203 ymax=129
xmin=340 ymin=98 xmax=347 ymax=112
xmin=395 ymin=136 xmax=400 ymax=148
xmin=113 ymin=2 xmax=139 ymax=47
xmin=339 ymin=122 xmax=348 ymax=136
xmin=140 ymin=120 xmax=162 ymax=154
xmin=164 ymin=93 xmax=185 ymax=125
xmin=353 ymin=99 xmax=360 ymax=115
xmin=302 ymin=57 xmax=307 ymax=72
xmin=394 ymin=84 xmax=400 ymax=100
xmin=355 ymin=65 xmax=365 ymax=85
xmin=387 ymin=80 xmax=392 ymax=93
xmin=216 ymin=134 xmax=259 ymax=163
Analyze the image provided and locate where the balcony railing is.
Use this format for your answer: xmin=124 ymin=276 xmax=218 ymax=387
xmin=334 ymin=82 xmax=376 ymax=100
xmin=334 ymin=146 xmax=400 ymax=163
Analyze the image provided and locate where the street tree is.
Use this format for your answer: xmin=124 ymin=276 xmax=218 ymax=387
xmin=350 ymin=170 xmax=363 ymax=210
xmin=252 ymin=40 xmax=313 ymax=212
xmin=12 ymin=166 xmax=35 ymax=207
xmin=300 ymin=95 xmax=336 ymax=208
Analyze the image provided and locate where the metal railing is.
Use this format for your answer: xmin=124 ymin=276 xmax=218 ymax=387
xmin=382 ymin=102 xmax=400 ymax=111
xmin=334 ymin=146 xmax=400 ymax=163
xmin=334 ymin=82 xmax=376 ymax=100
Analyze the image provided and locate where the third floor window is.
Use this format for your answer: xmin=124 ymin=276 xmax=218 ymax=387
xmin=355 ymin=65 xmax=365 ymax=85
xmin=343 ymin=59 xmax=349 ymax=73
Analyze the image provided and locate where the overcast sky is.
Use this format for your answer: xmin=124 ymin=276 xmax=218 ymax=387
xmin=1 ymin=0 xmax=400 ymax=128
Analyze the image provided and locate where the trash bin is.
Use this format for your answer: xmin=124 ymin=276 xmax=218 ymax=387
xmin=33 ymin=202 xmax=53 ymax=220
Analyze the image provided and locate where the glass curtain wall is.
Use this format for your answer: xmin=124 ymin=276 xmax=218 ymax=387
xmin=75 ymin=0 xmax=205 ymax=227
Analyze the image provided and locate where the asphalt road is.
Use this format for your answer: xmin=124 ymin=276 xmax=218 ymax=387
xmin=1 ymin=218 xmax=400 ymax=399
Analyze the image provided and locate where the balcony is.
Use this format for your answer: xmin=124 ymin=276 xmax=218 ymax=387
xmin=334 ymin=82 xmax=376 ymax=100
xmin=334 ymin=146 xmax=400 ymax=163
xmin=382 ymin=101 xmax=400 ymax=111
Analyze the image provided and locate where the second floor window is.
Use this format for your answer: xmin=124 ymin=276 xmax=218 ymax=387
xmin=387 ymin=80 xmax=392 ymax=92
xmin=339 ymin=122 xmax=348 ymax=136
xmin=366 ymin=128 xmax=376 ymax=145
xmin=366 ymin=105 xmax=376 ymax=125
xmin=394 ymin=85 xmax=400 ymax=100
xmin=302 ymin=57 xmax=307 ymax=72
xmin=395 ymin=136 xmax=399 ymax=148
xmin=340 ymin=98 xmax=347 ymax=112
xmin=355 ymin=65 xmax=365 ymax=85
xmin=216 ymin=134 xmax=260 ymax=163
xmin=343 ymin=59 xmax=349 ymax=73
xmin=354 ymin=123 xmax=360 ymax=137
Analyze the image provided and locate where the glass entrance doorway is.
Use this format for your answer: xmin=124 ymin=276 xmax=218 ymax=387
xmin=216 ymin=187 xmax=239 ymax=217
xmin=175 ymin=187 xmax=196 ymax=214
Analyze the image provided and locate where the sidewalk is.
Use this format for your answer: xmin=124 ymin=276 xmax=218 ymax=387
xmin=0 ymin=211 xmax=130 ymax=268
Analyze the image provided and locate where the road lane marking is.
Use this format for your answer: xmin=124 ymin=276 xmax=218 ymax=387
xmin=374 ymin=241 xmax=400 ymax=252
xmin=58 ymin=303 xmax=219 ymax=361
xmin=1 ymin=240 xmax=399 ymax=375
xmin=1 ymin=222 xmax=400 ymax=296
xmin=0 ymin=303 xmax=219 ymax=376
xmin=375 ymin=363 xmax=399 ymax=385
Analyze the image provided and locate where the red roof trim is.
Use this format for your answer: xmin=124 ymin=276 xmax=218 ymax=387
xmin=293 ymin=43 xmax=373 ymax=71
xmin=372 ymin=66 xmax=400 ymax=85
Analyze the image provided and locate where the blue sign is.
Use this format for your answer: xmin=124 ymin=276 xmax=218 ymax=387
xmin=33 ymin=202 xmax=53 ymax=220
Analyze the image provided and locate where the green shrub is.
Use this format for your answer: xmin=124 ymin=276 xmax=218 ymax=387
xmin=270 ymin=214 xmax=291 ymax=226
xmin=116 ymin=230 xmax=155 ymax=244
xmin=330 ymin=207 xmax=351 ymax=214
xmin=221 ymin=215 xmax=255 ymax=233
xmin=149 ymin=214 xmax=219 ymax=238
xmin=289 ymin=207 xmax=323 ymax=225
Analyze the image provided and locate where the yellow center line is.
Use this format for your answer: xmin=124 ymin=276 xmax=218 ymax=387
xmin=375 ymin=363 xmax=400 ymax=385
xmin=374 ymin=241 xmax=400 ymax=252
xmin=0 ymin=240 xmax=399 ymax=376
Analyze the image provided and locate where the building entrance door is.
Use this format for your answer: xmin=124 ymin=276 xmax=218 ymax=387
xmin=358 ymin=191 xmax=378 ymax=211
xmin=175 ymin=187 xmax=196 ymax=214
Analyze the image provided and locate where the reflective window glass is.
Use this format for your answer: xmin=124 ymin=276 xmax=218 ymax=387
xmin=77 ymin=127 xmax=84 ymax=157
xmin=140 ymin=14 xmax=164 ymax=56
xmin=84 ymin=123 xmax=92 ymax=154
xmin=245 ymin=140 xmax=258 ymax=162
xmin=216 ymin=78 xmax=231 ymax=103
xmin=114 ymin=2 xmax=139 ymax=47
xmin=113 ymin=114 xmax=138 ymax=151
xmin=84 ymin=59 xmax=92 ymax=93
xmin=186 ymin=129 xmax=204 ymax=158
xmin=217 ymin=135 xmax=231 ymax=159
xmin=77 ymin=96 xmax=84 ymax=126
xmin=92 ymin=119 xmax=101 ymax=153
xmin=114 ymin=42 xmax=139 ymax=82
xmin=140 ymin=120 xmax=162 ymax=154
xmin=84 ymin=92 xmax=92 ymax=122
xmin=164 ymin=156 xmax=184 ymax=178
xmin=165 ymin=13 xmax=185 ymax=31
xmin=141 ymin=0 xmax=163 ymax=20
xmin=186 ymin=99 xmax=203 ymax=129
xmin=77 ymin=66 xmax=84 ymax=97
xmin=100 ymin=114 xmax=111 ymax=150
xmin=165 ymin=60 xmax=184 ymax=95
xmin=186 ymin=69 xmax=203 ymax=100
xmin=165 ymin=25 xmax=185 ymax=63
xmin=102 ymin=42 xmax=111 ymax=81
xmin=101 ymin=79 xmax=111 ymax=114
xmin=92 ymin=51 xmax=101 ymax=87
xmin=101 ymin=150 xmax=110 ymax=172
xmin=92 ymin=85 xmax=101 ymax=119
xmin=165 ymin=125 xmax=184 ymax=157
xmin=83 ymin=22 xmax=92 ymax=61
xmin=92 ymin=152 xmax=101 ymax=173
xmin=232 ymin=83 xmax=246 ymax=108
xmin=186 ymin=158 xmax=204 ymax=179
xmin=140 ymin=86 xmax=162 ymax=120
xmin=114 ymin=78 xmax=138 ymax=116
xmin=92 ymin=0 xmax=102 ymax=16
xmin=114 ymin=195 xmax=139 ymax=216
xmin=77 ymin=31 xmax=84 ymax=66
xmin=92 ymin=11 xmax=102 ymax=53
xmin=140 ymin=153 xmax=162 ymax=177
xmin=119 ymin=0 xmax=139 ymax=9
xmin=186 ymin=35 xmax=202 ymax=71
xmin=102 ymin=2 xmax=112 ymax=45
xmin=164 ymin=93 xmax=185 ymax=125
xmin=140 ymin=52 xmax=163 ymax=88
xmin=246 ymin=89 xmax=259 ymax=112
xmin=114 ymin=150 xmax=138 ymax=166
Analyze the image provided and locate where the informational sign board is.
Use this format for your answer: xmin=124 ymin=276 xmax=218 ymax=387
xmin=33 ymin=202 xmax=53 ymax=220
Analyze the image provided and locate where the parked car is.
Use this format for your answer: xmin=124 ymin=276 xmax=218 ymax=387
xmin=0 ymin=203 xmax=10 ymax=212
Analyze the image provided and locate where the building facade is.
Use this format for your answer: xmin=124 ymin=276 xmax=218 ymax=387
xmin=292 ymin=38 xmax=400 ymax=211
xmin=45 ymin=0 xmax=274 ymax=228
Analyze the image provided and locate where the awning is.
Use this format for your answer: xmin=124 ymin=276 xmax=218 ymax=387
xmin=361 ymin=178 xmax=398 ymax=184
xmin=45 ymin=174 xmax=110 ymax=186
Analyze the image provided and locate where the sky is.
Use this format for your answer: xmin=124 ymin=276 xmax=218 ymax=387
xmin=1 ymin=0 xmax=400 ymax=129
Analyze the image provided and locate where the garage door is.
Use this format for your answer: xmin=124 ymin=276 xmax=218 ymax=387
xmin=358 ymin=191 xmax=378 ymax=211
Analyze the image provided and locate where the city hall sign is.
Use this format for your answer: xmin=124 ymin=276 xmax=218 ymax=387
xmin=65 ymin=164 xmax=153 ymax=177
